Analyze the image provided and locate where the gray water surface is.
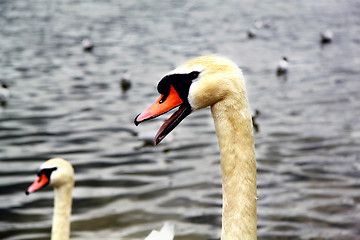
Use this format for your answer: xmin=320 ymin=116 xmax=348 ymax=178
xmin=1 ymin=0 xmax=360 ymax=239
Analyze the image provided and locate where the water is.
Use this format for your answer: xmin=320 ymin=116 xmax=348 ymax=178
xmin=1 ymin=0 xmax=360 ymax=239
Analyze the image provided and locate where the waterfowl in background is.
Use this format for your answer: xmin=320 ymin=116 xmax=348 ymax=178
xmin=247 ymin=28 xmax=256 ymax=39
xmin=0 ymin=82 xmax=10 ymax=107
xmin=252 ymin=109 xmax=261 ymax=133
xmin=276 ymin=56 xmax=289 ymax=76
xmin=135 ymin=55 xmax=257 ymax=239
xmin=320 ymin=30 xmax=333 ymax=44
xmin=26 ymin=158 xmax=174 ymax=240
xmin=120 ymin=70 xmax=132 ymax=93
xmin=82 ymin=39 xmax=94 ymax=52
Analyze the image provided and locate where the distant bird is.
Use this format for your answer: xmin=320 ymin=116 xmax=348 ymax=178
xmin=276 ymin=57 xmax=289 ymax=76
xmin=247 ymin=28 xmax=256 ymax=39
xmin=0 ymin=82 xmax=10 ymax=107
xmin=120 ymin=70 xmax=132 ymax=92
xmin=253 ymin=20 xmax=264 ymax=29
xmin=26 ymin=158 xmax=175 ymax=240
xmin=82 ymin=39 xmax=94 ymax=52
xmin=253 ymin=19 xmax=271 ymax=29
xmin=320 ymin=30 xmax=333 ymax=44
xmin=251 ymin=109 xmax=261 ymax=133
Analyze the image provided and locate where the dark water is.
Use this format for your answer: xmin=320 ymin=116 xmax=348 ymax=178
xmin=1 ymin=0 xmax=360 ymax=239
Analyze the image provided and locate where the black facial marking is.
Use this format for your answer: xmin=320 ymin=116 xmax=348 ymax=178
xmin=157 ymin=71 xmax=200 ymax=103
xmin=37 ymin=167 xmax=57 ymax=180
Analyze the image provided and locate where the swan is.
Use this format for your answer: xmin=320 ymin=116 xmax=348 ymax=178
xmin=134 ymin=55 xmax=257 ymax=239
xmin=247 ymin=28 xmax=256 ymax=39
xmin=120 ymin=70 xmax=132 ymax=93
xmin=320 ymin=30 xmax=333 ymax=44
xmin=26 ymin=158 xmax=74 ymax=240
xmin=276 ymin=56 xmax=289 ymax=76
xmin=26 ymin=158 xmax=174 ymax=240
xmin=82 ymin=39 xmax=94 ymax=52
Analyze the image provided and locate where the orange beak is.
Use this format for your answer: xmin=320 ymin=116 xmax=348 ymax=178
xmin=135 ymin=85 xmax=183 ymax=123
xmin=134 ymin=84 xmax=192 ymax=145
xmin=25 ymin=174 xmax=50 ymax=195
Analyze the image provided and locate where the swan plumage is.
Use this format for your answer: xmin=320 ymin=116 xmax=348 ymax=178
xmin=144 ymin=222 xmax=174 ymax=240
xmin=135 ymin=55 xmax=257 ymax=239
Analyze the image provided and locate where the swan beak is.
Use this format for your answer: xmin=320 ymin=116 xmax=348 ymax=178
xmin=25 ymin=174 xmax=50 ymax=195
xmin=134 ymin=85 xmax=192 ymax=145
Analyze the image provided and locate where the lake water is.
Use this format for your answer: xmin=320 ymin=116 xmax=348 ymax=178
xmin=1 ymin=0 xmax=360 ymax=239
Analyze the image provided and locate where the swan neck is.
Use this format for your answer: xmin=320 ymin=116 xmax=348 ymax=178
xmin=52 ymin=182 xmax=73 ymax=240
xmin=211 ymin=95 xmax=257 ymax=240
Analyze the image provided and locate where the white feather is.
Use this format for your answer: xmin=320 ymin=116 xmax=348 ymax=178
xmin=144 ymin=222 xmax=175 ymax=240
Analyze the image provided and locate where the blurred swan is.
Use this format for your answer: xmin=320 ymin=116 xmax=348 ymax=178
xmin=0 ymin=82 xmax=10 ymax=107
xmin=82 ymin=39 xmax=94 ymax=52
xmin=247 ymin=28 xmax=256 ymax=39
xmin=120 ymin=70 xmax=132 ymax=93
xmin=320 ymin=30 xmax=333 ymax=44
xmin=135 ymin=55 xmax=257 ymax=239
xmin=276 ymin=56 xmax=289 ymax=76
xmin=253 ymin=19 xmax=271 ymax=29
xmin=26 ymin=158 xmax=174 ymax=240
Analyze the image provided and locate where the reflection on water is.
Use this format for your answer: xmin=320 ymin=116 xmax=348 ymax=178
xmin=1 ymin=0 xmax=360 ymax=239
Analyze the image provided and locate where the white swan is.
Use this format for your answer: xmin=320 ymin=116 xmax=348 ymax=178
xmin=82 ymin=39 xmax=94 ymax=52
xmin=26 ymin=158 xmax=74 ymax=240
xmin=276 ymin=56 xmax=289 ymax=76
xmin=320 ymin=30 xmax=333 ymax=44
xmin=134 ymin=55 xmax=257 ymax=239
xmin=120 ymin=70 xmax=132 ymax=93
xmin=26 ymin=158 xmax=174 ymax=240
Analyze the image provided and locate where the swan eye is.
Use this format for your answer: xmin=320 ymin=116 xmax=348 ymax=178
xmin=189 ymin=71 xmax=200 ymax=79
xmin=159 ymin=96 xmax=166 ymax=103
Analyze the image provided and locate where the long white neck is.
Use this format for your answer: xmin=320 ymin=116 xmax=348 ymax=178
xmin=211 ymin=88 xmax=257 ymax=240
xmin=52 ymin=182 xmax=73 ymax=240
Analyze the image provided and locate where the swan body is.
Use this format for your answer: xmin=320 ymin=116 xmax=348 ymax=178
xmin=26 ymin=158 xmax=174 ymax=240
xmin=135 ymin=55 xmax=257 ymax=239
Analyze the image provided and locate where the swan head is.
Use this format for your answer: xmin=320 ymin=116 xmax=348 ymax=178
xmin=134 ymin=55 xmax=245 ymax=144
xmin=26 ymin=158 xmax=74 ymax=195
